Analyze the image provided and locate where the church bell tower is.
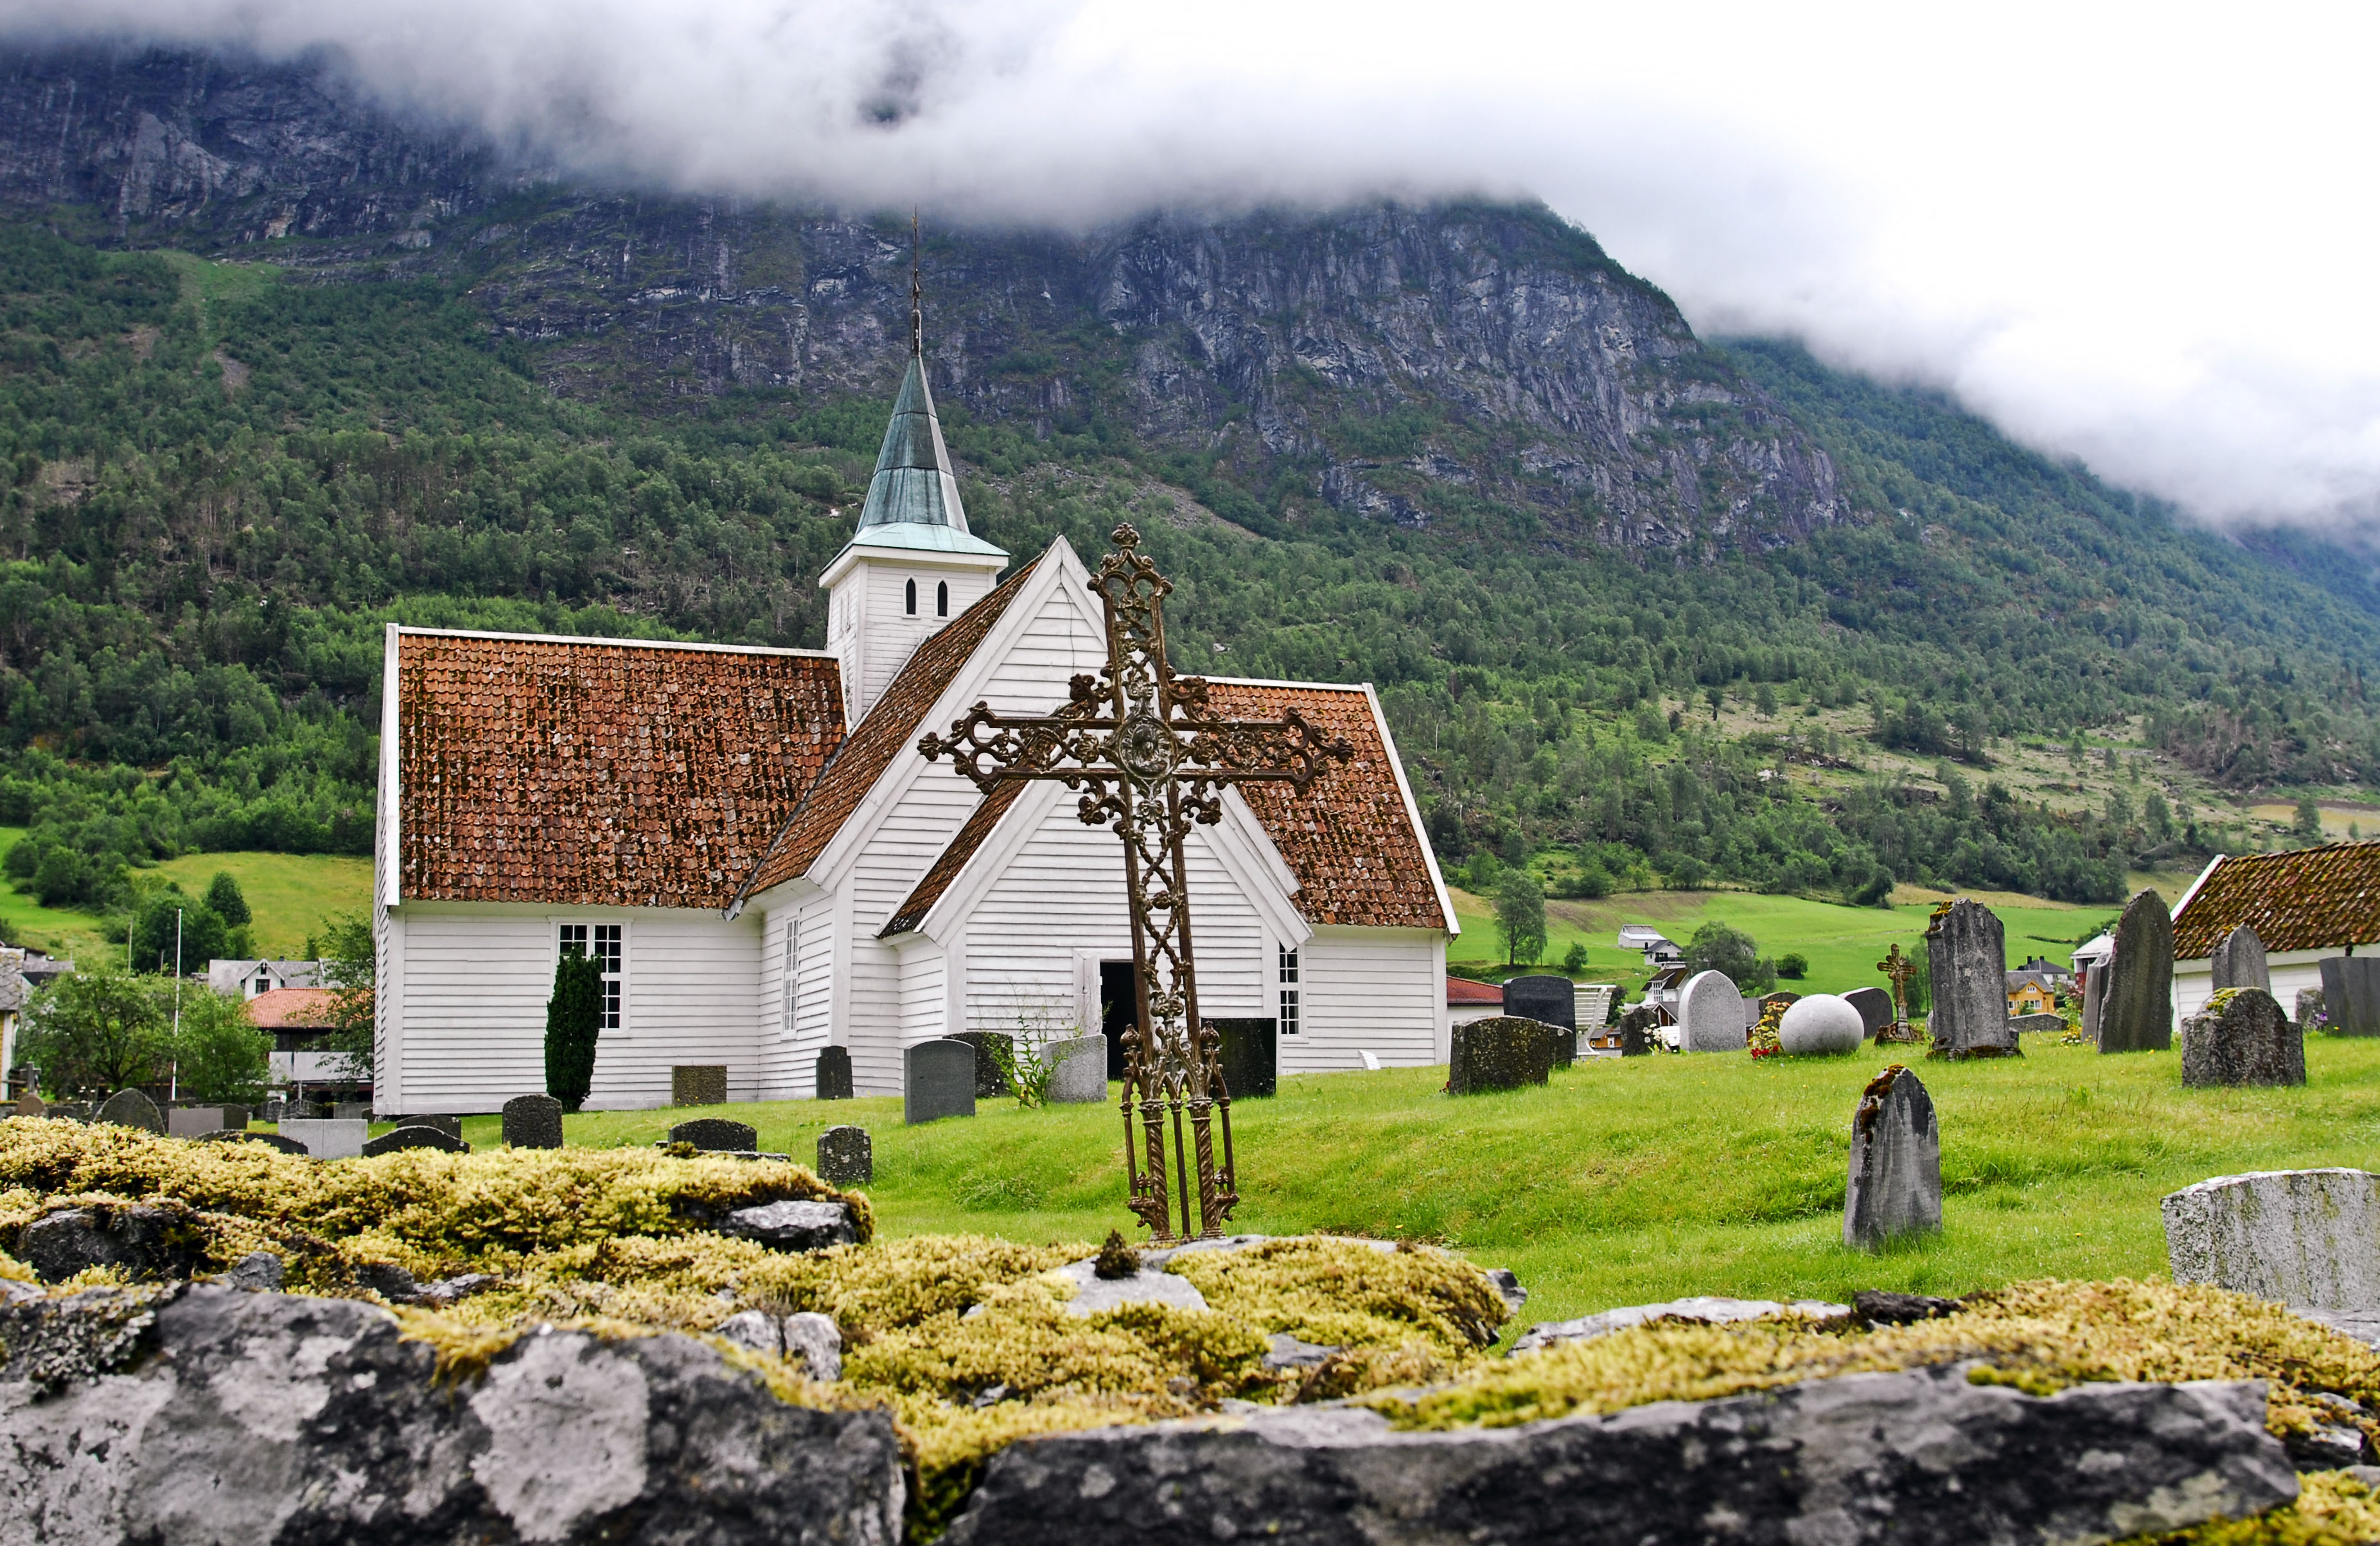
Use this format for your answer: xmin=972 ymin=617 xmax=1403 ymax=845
xmin=819 ymin=223 xmax=1008 ymax=725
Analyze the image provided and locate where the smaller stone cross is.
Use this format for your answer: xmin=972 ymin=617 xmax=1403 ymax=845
xmin=1875 ymin=944 xmax=1921 ymax=1044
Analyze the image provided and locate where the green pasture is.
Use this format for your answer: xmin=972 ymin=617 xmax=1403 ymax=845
xmin=0 ymin=828 xmax=371 ymax=961
xmin=418 ymin=1036 xmax=2380 ymax=1341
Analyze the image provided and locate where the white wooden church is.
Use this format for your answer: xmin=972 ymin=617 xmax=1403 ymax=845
xmin=369 ymin=333 xmax=1458 ymax=1113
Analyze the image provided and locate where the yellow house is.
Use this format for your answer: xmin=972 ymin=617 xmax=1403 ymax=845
xmin=2006 ymin=975 xmax=2059 ymax=1017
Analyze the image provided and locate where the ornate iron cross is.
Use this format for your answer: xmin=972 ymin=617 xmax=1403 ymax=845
xmin=1874 ymin=944 xmax=1920 ymax=1044
xmin=919 ymin=524 xmax=1350 ymax=1241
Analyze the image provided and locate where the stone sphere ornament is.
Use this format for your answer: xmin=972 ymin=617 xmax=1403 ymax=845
xmin=1778 ymin=993 xmax=1865 ymax=1055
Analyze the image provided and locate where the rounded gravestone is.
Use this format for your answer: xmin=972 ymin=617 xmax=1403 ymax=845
xmin=1677 ymin=971 xmax=1747 ymax=1053
xmin=1777 ymin=995 xmax=1864 ymax=1056
xmin=1841 ymin=986 xmax=1895 ymax=1040
xmin=502 ymin=1094 xmax=565 ymax=1150
xmin=1502 ymin=975 xmax=1577 ymax=1030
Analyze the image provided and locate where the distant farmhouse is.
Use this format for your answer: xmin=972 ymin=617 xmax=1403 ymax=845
xmin=369 ymin=323 xmax=1456 ymax=1114
xmin=1617 ymin=925 xmax=1683 ymax=970
xmin=2172 ymin=842 xmax=2380 ymax=1024
xmin=208 ymin=959 xmax=322 ymax=999
xmin=2004 ymin=956 xmax=2071 ymax=1017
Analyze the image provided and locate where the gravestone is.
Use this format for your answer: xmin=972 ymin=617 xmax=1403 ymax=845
xmin=1844 ymin=1065 xmax=1941 ymax=1250
xmin=96 ymin=1088 xmax=165 ymax=1135
xmin=1677 ymin=971 xmax=1747 ymax=1053
xmin=217 ymin=1105 xmax=249 ymax=1131
xmin=1446 ymin=1017 xmax=1557 ymax=1094
xmin=2009 ymin=1013 xmax=2067 ymax=1035
xmin=2164 ymin=1168 xmax=2380 ymax=1321
xmin=2099 ymin=890 xmax=2175 ymax=1054
xmin=816 ymin=1125 xmax=873 ymax=1184
xmin=815 ymin=1046 xmax=854 ymax=1100
xmin=1618 ymin=1006 xmax=1656 ymax=1057
xmin=2296 ymin=988 xmax=2327 ymax=1031
xmin=903 ymin=1039 xmax=977 ymax=1126
xmin=362 ymin=1125 xmax=472 ymax=1157
xmin=1777 ymin=995 xmax=1863 ymax=1056
xmin=669 ymin=1118 xmax=759 ymax=1153
xmin=45 ymin=1101 xmax=89 ymax=1122
xmin=1924 ymin=900 xmax=2016 ymax=1058
xmin=2182 ymin=988 xmax=2304 ymax=1088
xmin=1211 ymin=1018 xmax=1278 ymax=1097
xmin=1842 ymin=987 xmax=1894 ymax=1040
xmin=672 ymin=1065 xmax=729 ymax=1107
xmin=166 ymin=1107 xmax=225 ymax=1139
xmin=1045 ymin=1035 xmax=1108 ymax=1104
xmin=2346 ymin=958 xmax=2380 ymax=1038
xmin=502 ymin=1094 xmax=565 ymax=1150
xmin=1502 ymin=975 xmax=1576 ymax=1030
xmin=2210 ymin=925 xmax=2271 ymax=993
xmin=391 ymin=1114 xmax=463 ymax=1141
xmin=948 ymin=1032 xmax=1015 ymax=1097
xmin=277 ymin=1117 xmax=367 ymax=1159
xmin=11 ymin=1090 xmax=42 ymax=1119
xmin=2083 ymin=959 xmax=2108 ymax=1042
xmin=334 ymin=1102 xmax=369 ymax=1121
xmin=200 ymin=1128 xmax=311 ymax=1155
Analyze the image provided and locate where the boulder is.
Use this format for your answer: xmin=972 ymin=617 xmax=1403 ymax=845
xmin=722 ymin=1200 xmax=857 ymax=1252
xmin=1776 ymin=995 xmax=1863 ymax=1055
xmin=17 ymin=1203 xmax=209 ymax=1284
xmin=1512 ymin=1295 xmax=1849 ymax=1355
xmin=0 ymin=1285 xmax=906 ymax=1543
xmin=940 ymin=1367 xmax=2293 ymax=1546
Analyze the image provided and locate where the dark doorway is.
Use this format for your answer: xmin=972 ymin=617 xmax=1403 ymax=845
xmin=1100 ymin=960 xmax=1140 ymax=1078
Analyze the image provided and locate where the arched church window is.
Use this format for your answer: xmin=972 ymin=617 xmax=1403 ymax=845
xmin=937 ymin=580 xmax=949 ymax=617
xmin=905 ymin=578 xmax=917 ymax=615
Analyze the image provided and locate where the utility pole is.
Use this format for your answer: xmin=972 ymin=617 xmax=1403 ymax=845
xmin=170 ymin=907 xmax=183 ymax=1101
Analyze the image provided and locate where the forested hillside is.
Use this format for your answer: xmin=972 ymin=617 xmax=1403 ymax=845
xmin=1 ymin=44 xmax=2375 ymax=927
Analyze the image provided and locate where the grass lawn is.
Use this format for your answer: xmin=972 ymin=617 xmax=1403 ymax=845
xmin=1448 ymin=885 xmax=2105 ymax=996
xmin=0 ymin=828 xmax=371 ymax=961
xmin=419 ymin=1035 xmax=2380 ymax=1343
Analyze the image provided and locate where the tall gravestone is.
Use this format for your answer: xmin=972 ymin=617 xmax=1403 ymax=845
xmin=502 ymin=1094 xmax=565 ymax=1150
xmin=1502 ymin=976 xmax=1576 ymax=1029
xmin=904 ymin=1039 xmax=977 ymax=1125
xmin=815 ymin=1047 xmax=854 ymax=1099
xmin=1844 ymin=1065 xmax=1942 ymax=1250
xmin=1210 ymin=1019 xmax=1277 ymax=1097
xmin=1925 ymin=900 xmax=2016 ymax=1058
xmin=1842 ymin=986 xmax=1894 ymax=1041
xmin=2346 ymin=959 xmax=2380 ymax=1038
xmin=816 ymin=1126 xmax=873 ymax=1184
xmin=2182 ymin=988 xmax=2304 ymax=1088
xmin=97 ymin=1088 xmax=165 ymax=1135
xmin=2320 ymin=958 xmax=2353 ymax=1034
xmin=1677 ymin=971 xmax=1746 ymax=1053
xmin=2210 ymin=925 xmax=2270 ymax=993
xmin=2099 ymin=890 xmax=2175 ymax=1054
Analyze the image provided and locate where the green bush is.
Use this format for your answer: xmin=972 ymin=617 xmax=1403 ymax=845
xmin=544 ymin=950 xmax=602 ymax=1113
xmin=16 ymin=968 xmax=168 ymax=1097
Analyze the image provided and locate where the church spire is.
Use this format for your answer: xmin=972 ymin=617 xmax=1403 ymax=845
xmin=852 ymin=215 xmax=992 ymax=541
xmin=909 ymin=209 xmax=922 ymax=360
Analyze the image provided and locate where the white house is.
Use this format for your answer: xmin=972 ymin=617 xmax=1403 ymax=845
xmin=2171 ymin=842 xmax=2380 ymax=1026
xmin=208 ymin=959 xmax=322 ymax=999
xmin=371 ymin=330 xmax=1457 ymax=1114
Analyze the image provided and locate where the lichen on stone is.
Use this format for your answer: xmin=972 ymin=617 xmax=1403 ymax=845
xmin=0 ymin=1283 xmax=176 ymax=1394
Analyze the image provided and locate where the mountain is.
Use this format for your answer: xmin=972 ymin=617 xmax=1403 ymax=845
xmin=0 ymin=39 xmax=2372 ymax=926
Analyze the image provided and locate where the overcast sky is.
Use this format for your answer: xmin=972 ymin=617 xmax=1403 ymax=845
xmin=12 ymin=0 xmax=2376 ymax=533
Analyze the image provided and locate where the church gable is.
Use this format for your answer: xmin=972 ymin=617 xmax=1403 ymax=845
xmin=392 ymin=629 xmax=843 ymax=910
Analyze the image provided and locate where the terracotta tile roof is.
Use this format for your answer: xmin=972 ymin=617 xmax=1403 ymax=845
xmin=880 ymin=780 xmax=1028 ymax=937
xmin=741 ymin=560 xmax=1039 ymax=900
xmin=2173 ymin=841 xmax=2380 ymax=957
xmin=1447 ymin=976 xmax=1503 ymax=1005
xmin=398 ymin=632 xmax=844 ymax=910
xmin=246 ymin=987 xmax=337 ymax=1029
xmin=1204 ymin=680 xmax=1448 ymax=931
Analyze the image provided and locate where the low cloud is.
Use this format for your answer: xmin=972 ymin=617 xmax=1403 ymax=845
xmin=9 ymin=0 xmax=2379 ymax=533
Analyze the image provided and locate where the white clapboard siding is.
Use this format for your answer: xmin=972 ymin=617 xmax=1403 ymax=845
xmin=1290 ymin=930 xmax=1447 ymax=1073
xmin=595 ymin=909 xmax=764 ymax=1108
xmin=898 ymin=943 xmax=949 ymax=1044
xmin=2174 ymin=948 xmax=2327 ymax=1029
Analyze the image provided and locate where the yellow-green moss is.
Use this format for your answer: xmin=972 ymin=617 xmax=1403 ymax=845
xmin=2126 ymin=1470 xmax=2380 ymax=1545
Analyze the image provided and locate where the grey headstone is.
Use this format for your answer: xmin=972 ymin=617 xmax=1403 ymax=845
xmin=2346 ymin=958 xmax=2380 ymax=1038
xmin=43 ymin=1101 xmax=89 ymax=1123
xmin=2083 ymin=956 xmax=2108 ymax=1042
xmin=360 ymin=1125 xmax=471 ymax=1157
xmin=2165 ymin=1168 xmax=2380 ymax=1313
xmin=1211 ymin=1018 xmax=1278 ymax=1097
xmin=1045 ymin=1035 xmax=1107 ymax=1104
xmin=816 ymin=1125 xmax=873 ymax=1184
xmin=1844 ymin=1065 xmax=1941 ymax=1250
xmin=96 ymin=1088 xmax=164 ymax=1135
xmin=2009 ymin=1013 xmax=2067 ymax=1035
xmin=672 ymin=1065 xmax=729 ymax=1107
xmin=815 ymin=1046 xmax=854 ymax=1100
xmin=724 ymin=1199 xmax=857 ymax=1252
xmin=1618 ymin=1006 xmax=1655 ymax=1057
xmin=1445 ymin=1017 xmax=1556 ymax=1094
xmin=217 ymin=1105 xmax=249 ymax=1131
xmin=2297 ymin=987 xmax=2328 ymax=1031
xmin=1925 ymin=900 xmax=2016 ymax=1057
xmin=1777 ymin=995 xmax=1862 ymax=1056
xmin=2320 ymin=957 xmax=2357 ymax=1034
xmin=2210 ymin=925 xmax=2270 ymax=993
xmin=670 ymin=1118 xmax=759 ymax=1152
xmin=783 ymin=1310 xmax=843 ymax=1381
xmin=948 ymin=1031 xmax=1014 ymax=1097
xmin=1842 ymin=986 xmax=1894 ymax=1039
xmin=904 ymin=1039 xmax=977 ymax=1125
xmin=2100 ymin=890 xmax=2175 ymax=1054
xmin=1501 ymin=975 xmax=1576 ymax=1030
xmin=1677 ymin=970 xmax=1746 ymax=1052
xmin=388 ymin=1114 xmax=463 ymax=1140
xmin=502 ymin=1094 xmax=565 ymax=1149
xmin=12 ymin=1090 xmax=42 ymax=1118
xmin=166 ymin=1107 xmax=225 ymax=1139
xmin=2182 ymin=989 xmax=2304 ymax=1088
xmin=333 ymin=1102 xmax=369 ymax=1120
xmin=277 ymin=1117 xmax=367 ymax=1159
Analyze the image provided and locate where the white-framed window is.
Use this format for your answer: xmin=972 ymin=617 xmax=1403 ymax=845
xmin=560 ymin=923 xmax=624 ymax=1031
xmin=780 ymin=916 xmax=798 ymax=1034
xmin=1278 ymin=944 xmax=1300 ymax=1036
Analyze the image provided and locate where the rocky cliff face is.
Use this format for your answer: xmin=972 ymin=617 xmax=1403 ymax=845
xmin=0 ymin=43 xmax=1848 ymax=553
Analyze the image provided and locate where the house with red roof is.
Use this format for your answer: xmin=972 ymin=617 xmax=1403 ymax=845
xmin=372 ymin=319 xmax=1457 ymax=1113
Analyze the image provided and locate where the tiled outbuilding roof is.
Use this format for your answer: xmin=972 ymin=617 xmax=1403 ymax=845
xmin=1447 ymin=976 xmax=1503 ymax=1005
xmin=2173 ymin=842 xmax=2380 ymax=958
xmin=741 ymin=560 xmax=1039 ymax=900
xmin=397 ymin=632 xmax=844 ymax=910
xmin=246 ymin=987 xmax=337 ymax=1030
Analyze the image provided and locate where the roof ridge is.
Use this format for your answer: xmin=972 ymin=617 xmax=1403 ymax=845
xmin=390 ymin=625 xmax=836 ymax=659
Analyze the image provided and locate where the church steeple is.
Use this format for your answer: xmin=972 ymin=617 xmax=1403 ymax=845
xmin=854 ymin=217 xmax=979 ymax=538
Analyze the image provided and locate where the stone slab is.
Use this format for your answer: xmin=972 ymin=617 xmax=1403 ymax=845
xmin=672 ymin=1065 xmax=729 ymax=1107
xmin=1501 ymin=975 xmax=1576 ymax=1030
xmin=1045 ymin=1035 xmax=1107 ymax=1104
xmin=904 ymin=1038 xmax=978 ymax=1126
xmin=166 ymin=1107 xmax=225 ymax=1138
xmin=1676 ymin=970 xmax=1745 ymax=1053
xmin=940 ymin=1366 xmax=2293 ymax=1546
xmin=502 ymin=1094 xmax=564 ymax=1150
xmin=815 ymin=1045 xmax=854 ymax=1100
xmin=1512 ymin=1295 xmax=1851 ymax=1355
xmin=2101 ymin=889 xmax=2176 ymax=1053
xmin=1845 ymin=1065 xmax=1941 ymax=1250
xmin=276 ymin=1118 xmax=367 ymax=1159
xmin=816 ymin=1125 xmax=873 ymax=1184
xmin=1050 ymin=1258 xmax=1210 ymax=1317
xmin=2165 ymin=1168 xmax=2380 ymax=1312
xmin=2182 ymin=988 xmax=2304 ymax=1087
xmin=723 ymin=1200 xmax=856 ymax=1252
xmin=1924 ymin=900 xmax=2016 ymax=1056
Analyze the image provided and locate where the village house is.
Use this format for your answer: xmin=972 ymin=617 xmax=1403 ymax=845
xmin=2171 ymin=841 xmax=2380 ymax=1025
xmin=370 ymin=326 xmax=1456 ymax=1114
xmin=207 ymin=959 xmax=323 ymax=999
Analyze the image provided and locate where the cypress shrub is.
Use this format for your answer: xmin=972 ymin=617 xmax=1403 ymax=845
xmin=545 ymin=950 xmax=603 ymax=1112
